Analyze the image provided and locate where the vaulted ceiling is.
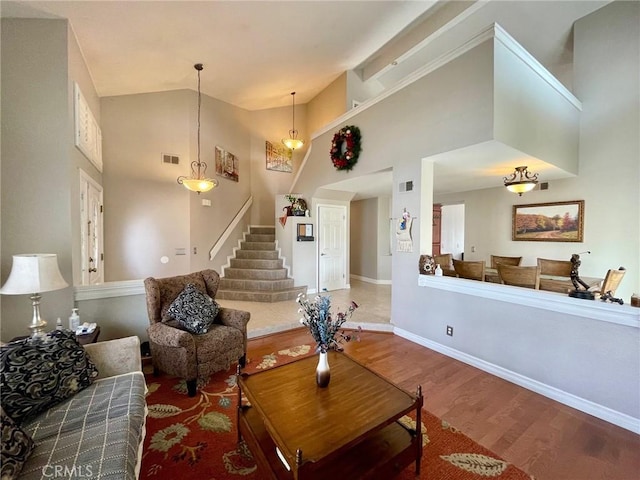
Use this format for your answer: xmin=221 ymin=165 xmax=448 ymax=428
xmin=1 ymin=1 xmax=611 ymax=198
xmin=1 ymin=1 xmax=608 ymax=111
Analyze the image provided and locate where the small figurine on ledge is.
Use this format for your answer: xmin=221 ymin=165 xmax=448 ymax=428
xmin=601 ymin=290 xmax=624 ymax=305
xmin=568 ymin=252 xmax=595 ymax=300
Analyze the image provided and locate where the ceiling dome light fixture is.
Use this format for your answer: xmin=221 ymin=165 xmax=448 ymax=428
xmin=504 ymin=166 xmax=539 ymax=196
xmin=282 ymin=91 xmax=304 ymax=151
xmin=177 ymin=63 xmax=218 ymax=194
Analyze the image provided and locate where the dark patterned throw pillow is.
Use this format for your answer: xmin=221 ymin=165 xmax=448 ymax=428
xmin=167 ymin=283 xmax=219 ymax=334
xmin=1 ymin=407 xmax=35 ymax=479
xmin=0 ymin=329 xmax=99 ymax=424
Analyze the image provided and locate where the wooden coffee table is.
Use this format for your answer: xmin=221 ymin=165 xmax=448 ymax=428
xmin=237 ymin=351 xmax=423 ymax=480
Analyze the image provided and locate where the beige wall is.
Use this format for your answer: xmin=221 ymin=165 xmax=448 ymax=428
xmin=350 ymin=197 xmax=392 ymax=282
xmin=249 ymin=105 xmax=308 ymax=225
xmin=101 ymin=89 xmax=259 ymax=280
xmin=101 ymin=90 xmax=192 ymax=281
xmin=1 ymin=19 xmax=74 ymax=340
xmin=350 ymin=199 xmax=378 ymax=279
xmin=307 ymin=73 xmax=347 ymax=135
xmin=296 ymin=40 xmax=495 ymax=203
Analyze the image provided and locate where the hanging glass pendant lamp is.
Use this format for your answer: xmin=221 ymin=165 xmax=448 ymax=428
xmin=177 ymin=63 xmax=218 ymax=194
xmin=282 ymin=91 xmax=304 ymax=150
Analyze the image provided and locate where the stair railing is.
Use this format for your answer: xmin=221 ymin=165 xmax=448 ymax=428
xmin=209 ymin=196 xmax=253 ymax=261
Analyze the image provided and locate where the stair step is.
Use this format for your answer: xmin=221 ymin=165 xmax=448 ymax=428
xmin=224 ymin=268 xmax=287 ymax=280
xmin=220 ymin=225 xmax=299 ymax=303
xmin=235 ymin=250 xmax=279 ymax=260
xmin=216 ymin=286 xmax=307 ymax=303
xmin=245 ymin=233 xmax=275 ymax=242
xmin=241 ymin=241 xmax=276 ymax=251
xmin=219 ymin=278 xmax=295 ymax=291
xmin=249 ymin=226 xmax=276 ymax=235
xmin=230 ymin=258 xmax=283 ymax=269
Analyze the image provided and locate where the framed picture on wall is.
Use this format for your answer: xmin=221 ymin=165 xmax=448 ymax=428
xmin=512 ymin=200 xmax=584 ymax=242
xmin=215 ymin=146 xmax=239 ymax=182
xmin=265 ymin=140 xmax=292 ymax=172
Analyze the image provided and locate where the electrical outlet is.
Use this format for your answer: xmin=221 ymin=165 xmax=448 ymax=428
xmin=446 ymin=325 xmax=453 ymax=336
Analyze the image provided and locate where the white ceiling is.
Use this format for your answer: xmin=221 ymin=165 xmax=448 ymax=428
xmin=1 ymin=0 xmax=610 ymax=197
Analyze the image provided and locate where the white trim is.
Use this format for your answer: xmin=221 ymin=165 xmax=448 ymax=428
xmin=418 ymin=274 xmax=640 ymax=328
xmin=350 ymin=274 xmax=392 ymax=285
xmin=78 ymin=168 xmax=104 ymax=286
xmin=74 ymin=279 xmax=144 ymax=301
xmin=290 ymin=142 xmax=312 ymax=192
xmin=344 ymin=321 xmax=394 ymax=333
xmin=493 ymin=24 xmax=582 ymax=110
xmin=209 ymin=196 xmax=253 ymax=261
xmin=363 ymin=0 xmax=488 ymax=83
xmin=309 ymin=23 xmax=581 ymax=143
xmin=393 ymin=327 xmax=640 ymax=434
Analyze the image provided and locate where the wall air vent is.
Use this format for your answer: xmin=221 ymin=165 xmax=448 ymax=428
xmin=162 ymin=154 xmax=180 ymax=165
xmin=533 ymin=182 xmax=549 ymax=191
xmin=399 ymin=181 xmax=413 ymax=192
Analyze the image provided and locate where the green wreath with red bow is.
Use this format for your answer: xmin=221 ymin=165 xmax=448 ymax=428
xmin=330 ymin=125 xmax=361 ymax=171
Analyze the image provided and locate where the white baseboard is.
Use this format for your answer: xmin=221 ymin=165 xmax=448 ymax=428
xmin=393 ymin=327 xmax=640 ymax=434
xmin=344 ymin=321 xmax=394 ymax=333
xmin=350 ymin=274 xmax=392 ymax=285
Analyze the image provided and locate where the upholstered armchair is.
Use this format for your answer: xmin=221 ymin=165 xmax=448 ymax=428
xmin=144 ymin=269 xmax=250 ymax=396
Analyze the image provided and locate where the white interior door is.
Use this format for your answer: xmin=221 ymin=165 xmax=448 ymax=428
xmin=318 ymin=205 xmax=347 ymax=292
xmin=80 ymin=170 xmax=104 ymax=285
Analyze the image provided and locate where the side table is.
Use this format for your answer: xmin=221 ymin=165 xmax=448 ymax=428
xmin=9 ymin=326 xmax=100 ymax=345
xmin=76 ymin=326 xmax=101 ymax=345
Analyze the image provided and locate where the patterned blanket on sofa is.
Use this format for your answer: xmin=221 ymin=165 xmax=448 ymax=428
xmin=18 ymin=372 xmax=146 ymax=480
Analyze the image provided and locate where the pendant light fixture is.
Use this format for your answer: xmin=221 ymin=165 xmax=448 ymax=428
xmin=282 ymin=91 xmax=304 ymax=150
xmin=177 ymin=63 xmax=218 ymax=194
xmin=503 ymin=166 xmax=538 ymax=196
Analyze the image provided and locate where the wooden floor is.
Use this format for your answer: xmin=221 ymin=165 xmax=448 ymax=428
xmin=247 ymin=328 xmax=640 ymax=480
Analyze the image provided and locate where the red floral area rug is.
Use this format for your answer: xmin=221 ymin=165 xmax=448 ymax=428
xmin=140 ymin=345 xmax=533 ymax=480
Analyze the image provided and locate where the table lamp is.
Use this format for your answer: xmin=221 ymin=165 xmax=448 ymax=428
xmin=0 ymin=254 xmax=69 ymax=337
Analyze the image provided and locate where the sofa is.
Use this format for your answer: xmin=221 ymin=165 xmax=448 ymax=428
xmin=1 ymin=332 xmax=146 ymax=479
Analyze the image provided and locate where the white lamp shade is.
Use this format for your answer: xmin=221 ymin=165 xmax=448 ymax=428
xmin=0 ymin=254 xmax=68 ymax=295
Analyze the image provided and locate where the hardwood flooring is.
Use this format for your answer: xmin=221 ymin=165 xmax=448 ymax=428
xmin=247 ymin=328 xmax=640 ymax=480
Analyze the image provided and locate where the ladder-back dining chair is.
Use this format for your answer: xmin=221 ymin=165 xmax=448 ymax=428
xmin=490 ymin=255 xmax=523 ymax=268
xmin=453 ymin=259 xmax=486 ymax=281
xmin=497 ymin=264 xmax=540 ymax=289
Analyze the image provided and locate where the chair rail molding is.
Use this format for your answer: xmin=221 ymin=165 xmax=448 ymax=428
xmin=75 ymin=279 xmax=145 ymax=301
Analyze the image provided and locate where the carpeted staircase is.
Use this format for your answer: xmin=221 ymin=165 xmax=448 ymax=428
xmin=217 ymin=226 xmax=307 ymax=302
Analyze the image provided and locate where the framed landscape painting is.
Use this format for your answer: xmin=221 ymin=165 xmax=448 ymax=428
xmin=512 ymin=200 xmax=584 ymax=242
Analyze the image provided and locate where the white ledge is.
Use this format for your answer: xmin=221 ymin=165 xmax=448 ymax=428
xmin=418 ymin=274 xmax=639 ymax=328
xmin=75 ymin=279 xmax=145 ymax=301
xmin=312 ymin=22 xmax=581 ymax=141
